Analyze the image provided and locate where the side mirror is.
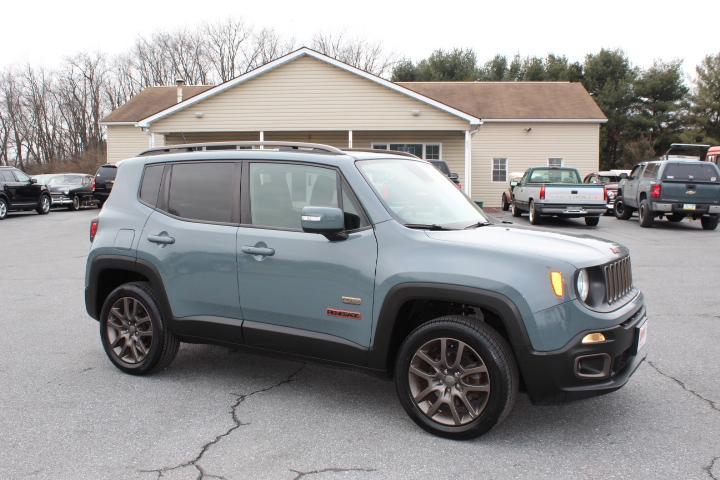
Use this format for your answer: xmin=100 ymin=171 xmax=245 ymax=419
xmin=619 ymin=173 xmax=628 ymax=180
xmin=448 ymin=172 xmax=459 ymax=181
xmin=510 ymin=180 xmax=519 ymax=187
xmin=301 ymin=206 xmax=346 ymax=241
xmin=29 ymin=178 xmax=37 ymax=184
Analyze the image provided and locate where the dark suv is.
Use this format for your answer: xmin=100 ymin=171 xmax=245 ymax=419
xmin=0 ymin=166 xmax=51 ymax=220
xmin=93 ymin=164 xmax=118 ymax=207
xmin=86 ymin=141 xmax=647 ymax=439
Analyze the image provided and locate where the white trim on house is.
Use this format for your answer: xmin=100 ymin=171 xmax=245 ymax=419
xmin=100 ymin=121 xmax=136 ymax=126
xmin=370 ymin=142 xmax=443 ymax=160
xmin=481 ymin=118 xmax=607 ymax=124
xmin=135 ymin=48 xmax=481 ymax=128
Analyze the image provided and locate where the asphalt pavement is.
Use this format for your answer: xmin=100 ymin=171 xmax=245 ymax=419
xmin=1 ymin=207 xmax=718 ymax=480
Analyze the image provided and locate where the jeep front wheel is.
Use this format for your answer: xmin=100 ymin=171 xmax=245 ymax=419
xmin=394 ymin=315 xmax=518 ymax=439
xmin=99 ymin=282 xmax=179 ymax=375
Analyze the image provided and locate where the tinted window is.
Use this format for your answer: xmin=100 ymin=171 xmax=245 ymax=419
xmin=13 ymin=170 xmax=30 ymax=182
xmin=97 ymin=166 xmax=117 ymax=180
xmin=642 ymin=163 xmax=659 ymax=179
xmin=662 ymin=163 xmax=719 ymax=182
xmin=167 ymin=162 xmax=237 ymax=223
xmin=139 ymin=165 xmax=164 ymax=207
xmin=250 ymin=163 xmax=338 ymax=230
xmin=429 ymin=160 xmax=450 ymax=175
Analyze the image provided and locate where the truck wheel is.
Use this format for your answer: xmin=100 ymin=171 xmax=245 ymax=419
xmin=511 ymin=201 xmax=521 ymax=217
xmin=36 ymin=194 xmax=51 ymax=215
xmin=99 ymin=282 xmax=180 ymax=375
xmin=69 ymin=195 xmax=80 ymax=211
xmin=529 ymin=200 xmax=542 ymax=225
xmin=585 ymin=216 xmax=600 ymax=226
xmin=667 ymin=214 xmax=684 ymax=223
xmin=614 ymin=197 xmax=633 ymax=220
xmin=701 ymin=216 xmax=719 ymax=231
xmin=394 ymin=315 xmax=518 ymax=440
xmin=501 ymin=194 xmax=510 ymax=211
xmin=638 ymin=199 xmax=654 ymax=228
xmin=0 ymin=198 xmax=7 ymax=220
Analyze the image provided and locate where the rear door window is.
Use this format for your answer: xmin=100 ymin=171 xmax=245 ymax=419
xmin=662 ymin=163 xmax=719 ymax=183
xmin=641 ymin=163 xmax=659 ymax=179
xmin=0 ymin=171 xmax=15 ymax=182
xmin=165 ymin=162 xmax=239 ymax=223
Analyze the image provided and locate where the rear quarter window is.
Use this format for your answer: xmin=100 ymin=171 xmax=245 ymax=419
xmin=662 ymin=163 xmax=719 ymax=183
xmin=139 ymin=165 xmax=164 ymax=207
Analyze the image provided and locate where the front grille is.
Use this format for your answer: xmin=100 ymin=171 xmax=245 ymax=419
xmin=604 ymin=256 xmax=633 ymax=304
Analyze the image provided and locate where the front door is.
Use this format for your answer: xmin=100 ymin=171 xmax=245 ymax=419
xmin=137 ymin=161 xmax=242 ymax=325
xmin=237 ymin=161 xmax=377 ymax=352
xmin=12 ymin=169 xmax=40 ymax=204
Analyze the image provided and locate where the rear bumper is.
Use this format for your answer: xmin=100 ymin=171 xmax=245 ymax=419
xmin=535 ymin=203 xmax=606 ymax=217
xmin=652 ymin=202 xmax=720 ymax=215
xmin=518 ymin=299 xmax=647 ymax=404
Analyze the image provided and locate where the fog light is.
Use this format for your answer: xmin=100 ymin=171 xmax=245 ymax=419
xmin=582 ymin=332 xmax=606 ymax=344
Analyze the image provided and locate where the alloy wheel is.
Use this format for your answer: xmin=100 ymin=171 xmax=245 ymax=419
xmin=408 ymin=337 xmax=491 ymax=427
xmin=42 ymin=196 xmax=50 ymax=213
xmin=0 ymin=201 xmax=6 ymax=218
xmin=73 ymin=196 xmax=80 ymax=210
xmin=106 ymin=297 xmax=154 ymax=364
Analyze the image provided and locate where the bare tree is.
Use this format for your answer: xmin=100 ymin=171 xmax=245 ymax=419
xmin=311 ymin=33 xmax=395 ymax=77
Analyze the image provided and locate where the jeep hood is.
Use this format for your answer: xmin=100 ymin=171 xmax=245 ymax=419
xmin=426 ymin=225 xmax=626 ymax=268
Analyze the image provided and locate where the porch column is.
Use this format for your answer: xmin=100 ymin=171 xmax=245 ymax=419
xmin=464 ymin=130 xmax=472 ymax=196
xmin=259 ymin=130 xmax=264 ymax=149
xmin=348 ymin=130 xmax=353 ymax=148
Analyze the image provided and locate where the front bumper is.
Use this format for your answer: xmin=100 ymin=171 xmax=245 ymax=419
xmin=50 ymin=195 xmax=73 ymax=205
xmin=518 ymin=300 xmax=647 ymax=404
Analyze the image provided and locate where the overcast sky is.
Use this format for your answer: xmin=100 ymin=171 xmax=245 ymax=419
xmin=2 ymin=0 xmax=717 ymax=81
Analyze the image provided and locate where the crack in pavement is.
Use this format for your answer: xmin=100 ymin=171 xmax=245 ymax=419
xmin=140 ymin=364 xmax=305 ymax=480
xmin=289 ymin=467 xmax=377 ymax=479
xmin=705 ymin=456 xmax=720 ymax=480
xmin=646 ymin=361 xmax=720 ymax=413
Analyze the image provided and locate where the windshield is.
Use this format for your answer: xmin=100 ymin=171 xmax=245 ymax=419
xmin=662 ymin=163 xmax=719 ymax=183
xmin=48 ymin=175 xmax=84 ymax=186
xmin=528 ymin=168 xmax=581 ymax=184
xmin=357 ymin=159 xmax=487 ymax=228
xmin=598 ymin=175 xmax=621 ymax=183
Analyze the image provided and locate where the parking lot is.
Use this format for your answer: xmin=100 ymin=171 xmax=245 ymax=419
xmin=1 ymin=208 xmax=719 ymax=480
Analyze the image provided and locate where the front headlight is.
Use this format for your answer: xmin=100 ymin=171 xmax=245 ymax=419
xmin=576 ymin=269 xmax=590 ymax=301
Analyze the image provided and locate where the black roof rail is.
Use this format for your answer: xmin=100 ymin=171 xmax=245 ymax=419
xmin=138 ymin=141 xmax=346 ymax=157
xmin=343 ymin=148 xmax=420 ymax=159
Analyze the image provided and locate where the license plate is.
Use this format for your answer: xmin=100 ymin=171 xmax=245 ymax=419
xmin=636 ymin=321 xmax=648 ymax=353
xmin=683 ymin=204 xmax=696 ymax=210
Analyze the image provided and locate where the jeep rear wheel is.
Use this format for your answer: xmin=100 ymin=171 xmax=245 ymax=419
xmin=394 ymin=315 xmax=518 ymax=439
xmin=99 ymin=282 xmax=179 ymax=375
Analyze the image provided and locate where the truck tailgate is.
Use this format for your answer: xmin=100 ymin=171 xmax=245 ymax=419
xmin=544 ymin=185 xmax=605 ymax=204
xmin=661 ymin=181 xmax=720 ymax=205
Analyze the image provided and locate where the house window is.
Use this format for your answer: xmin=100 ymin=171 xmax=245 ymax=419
xmin=548 ymin=157 xmax=563 ymax=168
xmin=372 ymin=143 xmax=442 ymax=160
xmin=492 ymin=158 xmax=508 ymax=182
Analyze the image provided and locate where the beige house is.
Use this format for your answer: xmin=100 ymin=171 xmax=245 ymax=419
xmin=101 ymin=47 xmax=606 ymax=207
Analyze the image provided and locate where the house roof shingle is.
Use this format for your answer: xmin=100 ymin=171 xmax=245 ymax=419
xmin=397 ymin=81 xmax=606 ymax=121
xmin=101 ymin=85 xmax=213 ymax=123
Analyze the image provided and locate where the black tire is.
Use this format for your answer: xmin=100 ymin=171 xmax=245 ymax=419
xmin=99 ymin=281 xmax=179 ymax=375
xmin=701 ymin=216 xmax=719 ymax=231
xmin=511 ymin=201 xmax=522 ymax=217
xmin=529 ymin=200 xmax=541 ymax=225
xmin=394 ymin=315 xmax=518 ymax=440
xmin=501 ymin=194 xmax=510 ymax=211
xmin=36 ymin=194 xmax=51 ymax=215
xmin=638 ymin=199 xmax=654 ymax=228
xmin=585 ymin=216 xmax=600 ymax=226
xmin=69 ymin=195 xmax=80 ymax=211
xmin=614 ymin=197 xmax=633 ymax=220
xmin=0 ymin=197 xmax=7 ymax=220
xmin=667 ymin=214 xmax=684 ymax=223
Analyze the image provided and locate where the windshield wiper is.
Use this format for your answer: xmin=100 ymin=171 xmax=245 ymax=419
xmin=404 ymin=223 xmax=454 ymax=231
xmin=463 ymin=221 xmax=492 ymax=229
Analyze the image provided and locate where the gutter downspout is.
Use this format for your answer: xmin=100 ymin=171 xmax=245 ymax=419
xmin=464 ymin=122 xmax=482 ymax=197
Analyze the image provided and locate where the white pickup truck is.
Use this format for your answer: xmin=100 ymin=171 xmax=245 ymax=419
xmin=510 ymin=167 xmax=606 ymax=226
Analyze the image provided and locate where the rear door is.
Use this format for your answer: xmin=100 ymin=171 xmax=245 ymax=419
xmin=12 ymin=169 xmax=41 ymax=204
xmin=623 ymin=165 xmax=644 ymax=207
xmin=137 ymin=161 xmax=242 ymax=325
xmin=1 ymin=170 xmax=21 ymax=204
xmin=236 ymin=161 xmax=378 ymax=353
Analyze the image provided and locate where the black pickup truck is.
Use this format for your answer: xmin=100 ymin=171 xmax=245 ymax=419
xmin=614 ymin=160 xmax=720 ymax=230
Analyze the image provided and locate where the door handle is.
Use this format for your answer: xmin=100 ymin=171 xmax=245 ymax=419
xmin=241 ymin=245 xmax=275 ymax=257
xmin=147 ymin=233 xmax=175 ymax=245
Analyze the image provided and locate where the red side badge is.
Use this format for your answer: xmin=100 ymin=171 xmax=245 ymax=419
xmin=326 ymin=308 xmax=363 ymax=321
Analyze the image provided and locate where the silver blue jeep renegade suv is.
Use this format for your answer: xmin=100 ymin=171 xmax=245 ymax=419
xmin=85 ymin=141 xmax=647 ymax=439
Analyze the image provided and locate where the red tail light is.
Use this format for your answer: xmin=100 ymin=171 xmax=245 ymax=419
xmin=92 ymin=177 xmax=96 ymax=191
xmin=90 ymin=218 xmax=99 ymax=242
xmin=651 ymin=183 xmax=662 ymax=199
xmin=539 ymin=185 xmax=546 ymax=200
xmin=604 ymin=186 xmax=608 ymax=202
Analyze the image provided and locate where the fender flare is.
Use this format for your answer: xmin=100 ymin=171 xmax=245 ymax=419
xmin=366 ymin=283 xmax=532 ymax=371
xmin=85 ymin=254 xmax=173 ymax=323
